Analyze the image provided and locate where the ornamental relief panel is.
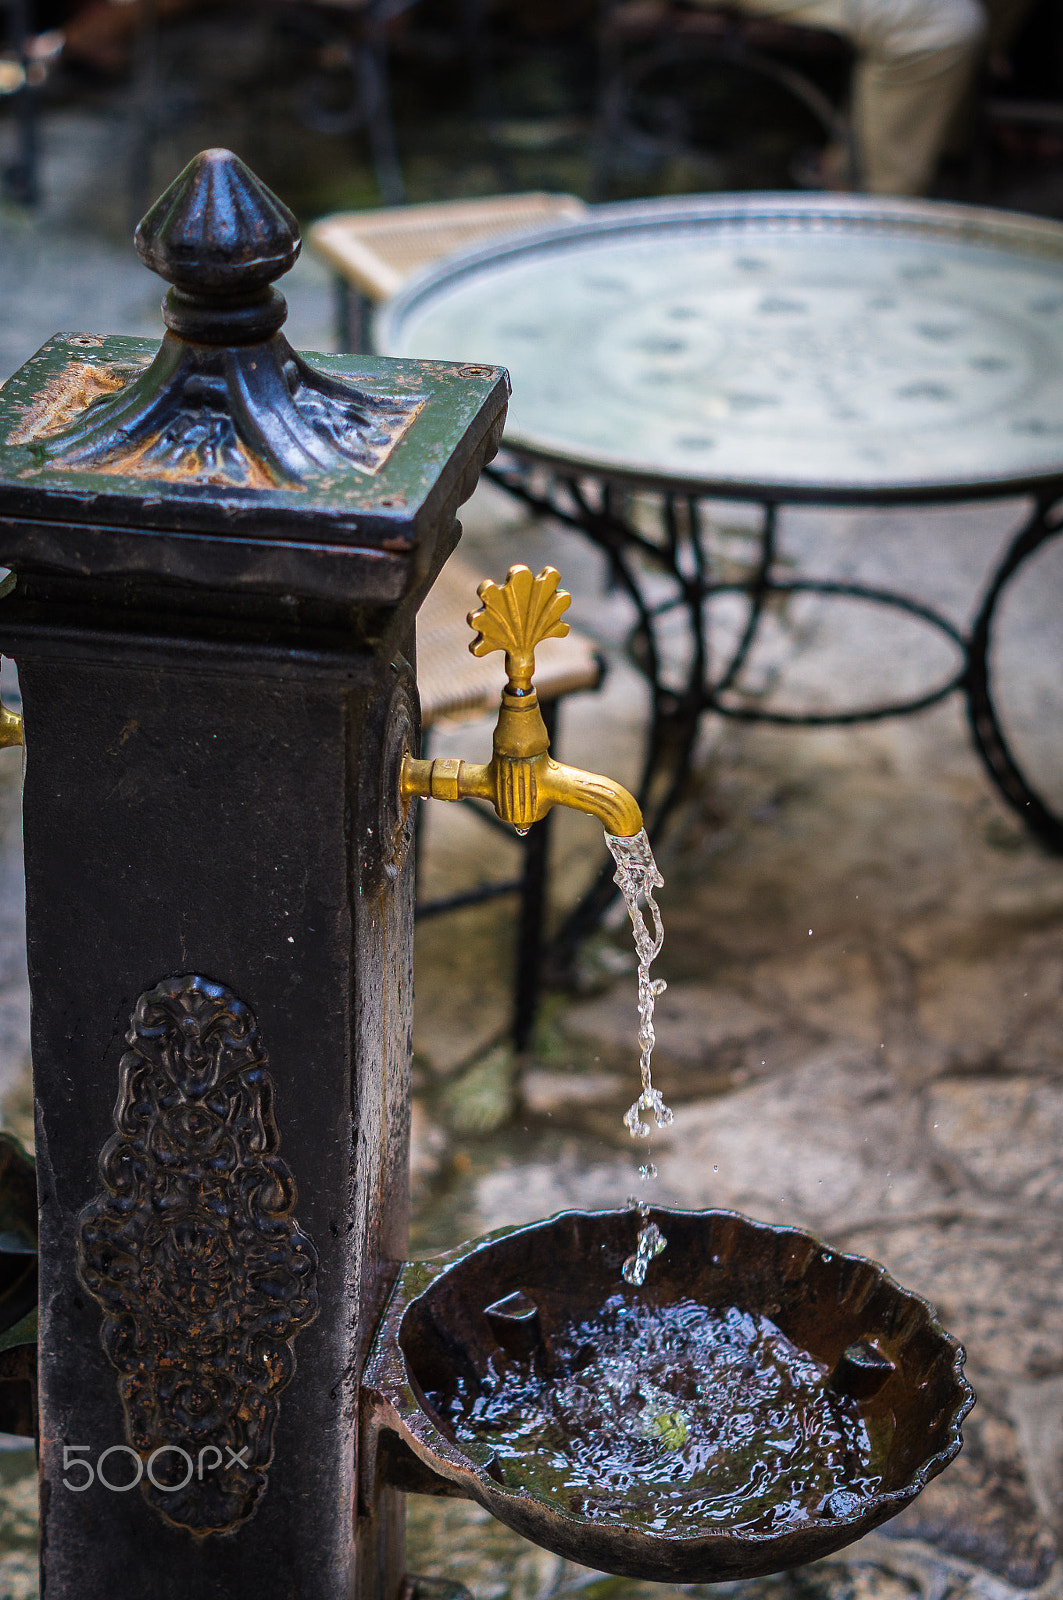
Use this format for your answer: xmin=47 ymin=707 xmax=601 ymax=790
xmin=76 ymin=974 xmax=319 ymax=1535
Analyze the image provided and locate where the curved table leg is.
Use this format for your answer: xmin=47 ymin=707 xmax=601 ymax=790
xmin=965 ymin=493 xmax=1063 ymax=851
xmin=710 ymin=502 xmax=777 ymax=698
xmin=547 ymin=481 xmax=708 ymax=967
xmin=485 ymin=465 xmax=709 ymax=970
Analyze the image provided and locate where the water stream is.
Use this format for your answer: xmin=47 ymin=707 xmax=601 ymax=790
xmin=432 ymin=830 xmax=887 ymax=1536
xmin=605 ymin=828 xmax=674 ymax=1286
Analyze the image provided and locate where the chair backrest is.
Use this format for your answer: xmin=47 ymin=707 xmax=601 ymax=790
xmin=417 ymin=556 xmax=602 ymax=728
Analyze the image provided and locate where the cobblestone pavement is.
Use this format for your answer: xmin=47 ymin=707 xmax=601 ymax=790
xmin=0 ymin=97 xmax=1061 ymax=1600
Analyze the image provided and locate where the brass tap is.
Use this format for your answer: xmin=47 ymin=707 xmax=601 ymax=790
xmin=400 ymin=565 xmax=642 ymax=837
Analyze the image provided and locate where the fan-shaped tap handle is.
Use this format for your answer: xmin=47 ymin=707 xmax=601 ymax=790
xmin=467 ymin=564 xmax=570 ymax=696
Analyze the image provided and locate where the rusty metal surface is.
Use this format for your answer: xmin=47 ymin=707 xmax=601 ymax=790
xmin=365 ymin=1208 xmax=973 ymax=1584
xmin=378 ymin=193 xmax=1063 ymax=502
xmin=0 ymin=151 xmax=509 ymax=601
xmin=26 ymin=154 xmax=426 ymax=486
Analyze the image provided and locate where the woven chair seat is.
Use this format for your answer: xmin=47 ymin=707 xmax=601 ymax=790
xmin=310 ymin=191 xmax=586 ymax=302
xmin=418 ymin=556 xmax=602 ymax=729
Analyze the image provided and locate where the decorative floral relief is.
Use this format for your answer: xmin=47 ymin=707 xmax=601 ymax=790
xmin=76 ymin=975 xmax=319 ymax=1535
xmin=15 ymin=343 xmax=425 ymax=487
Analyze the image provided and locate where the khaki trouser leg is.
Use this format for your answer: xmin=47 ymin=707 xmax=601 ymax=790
xmin=733 ymin=0 xmax=988 ymax=195
xmin=849 ymin=0 xmax=987 ymax=193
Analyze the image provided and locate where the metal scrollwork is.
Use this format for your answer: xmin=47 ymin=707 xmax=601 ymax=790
xmin=76 ymin=974 xmax=318 ymax=1535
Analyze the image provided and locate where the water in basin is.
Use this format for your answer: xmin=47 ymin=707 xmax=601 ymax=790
xmin=428 ymin=1292 xmax=881 ymax=1536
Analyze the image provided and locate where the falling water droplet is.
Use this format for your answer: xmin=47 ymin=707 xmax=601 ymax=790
xmin=622 ymin=1220 xmax=667 ymax=1286
xmin=606 ymin=827 xmax=672 ymax=1284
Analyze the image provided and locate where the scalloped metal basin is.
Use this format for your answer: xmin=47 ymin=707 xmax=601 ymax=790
xmin=365 ymin=1208 xmax=973 ymax=1583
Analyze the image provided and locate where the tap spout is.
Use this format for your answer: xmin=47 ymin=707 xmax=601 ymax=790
xmin=534 ymin=756 xmax=643 ymax=836
xmin=400 ymin=748 xmax=643 ymax=837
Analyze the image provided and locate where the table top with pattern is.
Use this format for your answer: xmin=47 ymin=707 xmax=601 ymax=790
xmin=378 ymin=193 xmax=1063 ymax=502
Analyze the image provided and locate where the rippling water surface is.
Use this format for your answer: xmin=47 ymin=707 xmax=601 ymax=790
xmin=431 ymin=1296 xmax=881 ymax=1534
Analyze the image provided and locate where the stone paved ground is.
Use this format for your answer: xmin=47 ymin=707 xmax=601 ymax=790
xmin=408 ymin=488 xmax=1063 ymax=1600
xmin=0 ymin=60 xmax=1062 ymax=1600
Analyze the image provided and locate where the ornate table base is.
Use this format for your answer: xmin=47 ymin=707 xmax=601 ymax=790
xmin=488 ymin=460 xmax=1063 ymax=964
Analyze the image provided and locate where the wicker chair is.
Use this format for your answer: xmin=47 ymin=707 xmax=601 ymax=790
xmin=310 ymin=189 xmax=586 ymax=353
xmin=311 ymin=194 xmax=604 ymax=1049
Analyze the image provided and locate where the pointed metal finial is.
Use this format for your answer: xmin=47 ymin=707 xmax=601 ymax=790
xmin=134 ymin=150 xmax=300 ymax=344
xmin=135 ymin=148 xmax=300 ymax=293
xmin=22 ymin=149 xmax=423 ymax=486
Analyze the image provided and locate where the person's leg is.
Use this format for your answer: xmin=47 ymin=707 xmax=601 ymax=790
xmin=731 ymin=0 xmax=988 ymax=194
xmin=847 ymin=0 xmax=987 ymax=193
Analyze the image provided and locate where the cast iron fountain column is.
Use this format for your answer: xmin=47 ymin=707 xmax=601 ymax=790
xmin=0 ymin=149 xmax=507 ymax=1600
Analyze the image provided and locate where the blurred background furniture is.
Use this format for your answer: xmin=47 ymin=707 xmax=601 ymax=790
xmin=43 ymin=0 xmax=1063 ymax=222
xmin=126 ymin=0 xmax=419 ymax=225
xmin=415 ymin=554 xmax=604 ymax=1051
xmin=263 ymin=0 xmax=415 ymax=204
xmin=444 ymin=0 xmax=598 ymax=185
xmin=378 ymin=191 xmax=1063 ymax=958
xmin=310 ymin=189 xmax=587 ymax=353
xmin=1 ymin=0 xmax=38 ymax=202
xmin=592 ymin=0 xmax=852 ymax=198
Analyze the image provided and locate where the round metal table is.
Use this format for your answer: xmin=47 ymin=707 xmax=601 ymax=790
xmin=378 ymin=193 xmax=1063 ymax=952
